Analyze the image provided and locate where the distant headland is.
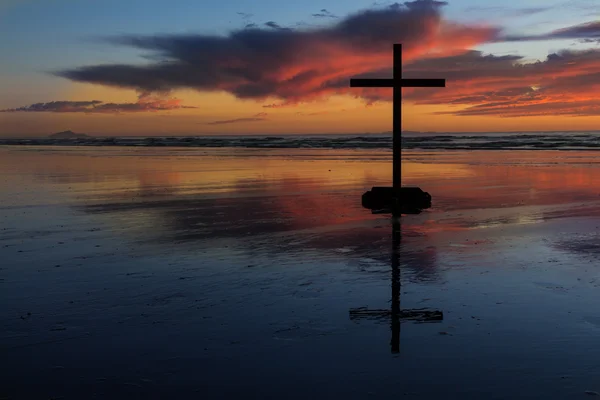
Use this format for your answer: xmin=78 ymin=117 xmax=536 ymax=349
xmin=48 ymin=130 xmax=90 ymax=139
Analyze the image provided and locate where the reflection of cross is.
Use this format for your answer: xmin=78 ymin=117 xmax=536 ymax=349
xmin=350 ymin=44 xmax=445 ymax=191
xmin=349 ymin=219 xmax=443 ymax=353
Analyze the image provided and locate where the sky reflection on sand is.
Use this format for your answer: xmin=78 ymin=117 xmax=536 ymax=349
xmin=2 ymin=146 xmax=600 ymax=399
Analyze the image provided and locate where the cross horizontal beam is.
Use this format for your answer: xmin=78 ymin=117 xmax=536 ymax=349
xmin=350 ymin=78 xmax=446 ymax=88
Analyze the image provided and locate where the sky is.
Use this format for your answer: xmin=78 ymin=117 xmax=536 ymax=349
xmin=0 ymin=0 xmax=598 ymax=137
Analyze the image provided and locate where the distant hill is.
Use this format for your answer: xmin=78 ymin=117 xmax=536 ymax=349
xmin=48 ymin=130 xmax=90 ymax=139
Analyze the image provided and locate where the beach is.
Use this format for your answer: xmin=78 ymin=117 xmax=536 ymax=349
xmin=2 ymin=145 xmax=600 ymax=399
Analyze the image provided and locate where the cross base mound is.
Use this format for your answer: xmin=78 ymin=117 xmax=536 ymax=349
xmin=362 ymin=186 xmax=432 ymax=214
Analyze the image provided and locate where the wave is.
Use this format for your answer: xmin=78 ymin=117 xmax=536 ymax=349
xmin=3 ymin=133 xmax=600 ymax=150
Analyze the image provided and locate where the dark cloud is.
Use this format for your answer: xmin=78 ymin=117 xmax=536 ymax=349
xmin=296 ymin=110 xmax=330 ymax=116
xmin=294 ymin=21 xmax=318 ymax=28
xmin=237 ymin=12 xmax=257 ymax=29
xmin=264 ymin=21 xmax=290 ymax=30
xmin=464 ymin=5 xmax=550 ymax=16
xmin=1 ymin=94 xmax=195 ymax=113
xmin=262 ymin=102 xmax=296 ymax=108
xmin=403 ymin=0 xmax=447 ymax=9
xmin=547 ymin=20 xmax=600 ymax=39
xmin=206 ymin=114 xmax=268 ymax=125
xmin=57 ymin=1 xmax=498 ymax=104
xmin=0 ymin=100 xmax=103 ymax=112
xmin=503 ymin=20 xmax=600 ymax=41
xmin=509 ymin=7 xmax=551 ymax=16
xmin=312 ymin=9 xmax=338 ymax=18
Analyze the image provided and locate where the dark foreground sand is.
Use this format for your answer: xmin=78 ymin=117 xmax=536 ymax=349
xmin=2 ymin=146 xmax=600 ymax=399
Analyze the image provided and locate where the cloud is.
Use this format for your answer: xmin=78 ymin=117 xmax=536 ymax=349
xmin=0 ymin=93 xmax=195 ymax=113
xmin=53 ymin=2 xmax=600 ymax=118
xmin=544 ymin=20 xmax=600 ymax=40
xmin=503 ymin=20 xmax=600 ymax=41
xmin=398 ymin=48 xmax=600 ymax=116
xmin=1 ymin=100 xmax=103 ymax=112
xmin=312 ymin=9 xmax=338 ymax=18
xmin=296 ymin=110 xmax=329 ymax=116
xmin=464 ymin=6 xmax=550 ymax=17
xmin=509 ymin=7 xmax=551 ymax=16
xmin=403 ymin=0 xmax=447 ymax=9
xmin=264 ymin=21 xmax=290 ymax=30
xmin=206 ymin=117 xmax=265 ymax=125
xmin=57 ymin=1 xmax=498 ymax=105
xmin=262 ymin=102 xmax=297 ymax=108
xmin=206 ymin=112 xmax=268 ymax=125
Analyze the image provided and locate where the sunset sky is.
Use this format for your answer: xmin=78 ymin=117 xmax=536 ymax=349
xmin=0 ymin=0 xmax=598 ymax=137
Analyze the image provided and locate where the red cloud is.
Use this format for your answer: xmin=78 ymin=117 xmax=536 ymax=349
xmin=400 ymin=49 xmax=600 ymax=116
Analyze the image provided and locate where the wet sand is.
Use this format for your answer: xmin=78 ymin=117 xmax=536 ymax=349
xmin=2 ymin=146 xmax=600 ymax=399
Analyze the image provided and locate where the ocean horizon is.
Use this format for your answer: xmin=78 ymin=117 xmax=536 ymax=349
xmin=4 ymin=131 xmax=600 ymax=150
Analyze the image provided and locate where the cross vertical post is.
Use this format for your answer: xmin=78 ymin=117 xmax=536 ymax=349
xmin=350 ymin=44 xmax=445 ymax=216
xmin=392 ymin=43 xmax=402 ymax=190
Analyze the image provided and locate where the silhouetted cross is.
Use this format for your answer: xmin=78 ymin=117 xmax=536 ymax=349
xmin=350 ymin=44 xmax=445 ymax=190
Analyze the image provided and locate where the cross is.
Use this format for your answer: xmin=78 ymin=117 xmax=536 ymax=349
xmin=350 ymin=44 xmax=445 ymax=190
xmin=349 ymin=219 xmax=443 ymax=353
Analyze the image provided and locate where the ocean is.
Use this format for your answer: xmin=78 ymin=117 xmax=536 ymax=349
xmin=3 ymin=131 xmax=600 ymax=150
